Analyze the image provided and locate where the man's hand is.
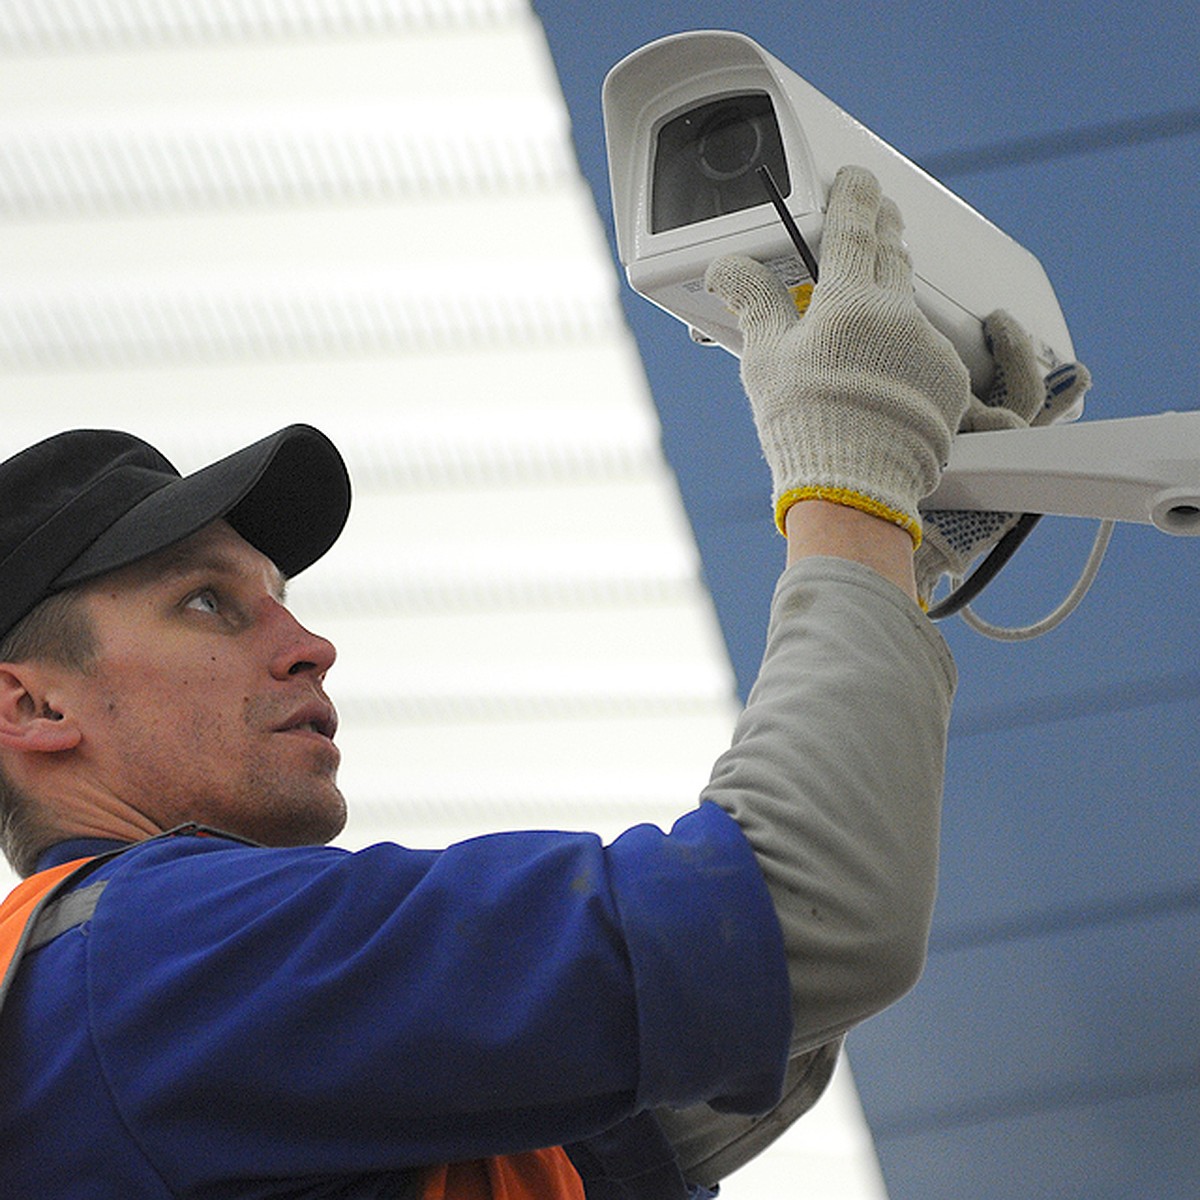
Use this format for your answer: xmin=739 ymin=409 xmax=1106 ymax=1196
xmin=705 ymin=164 xmax=971 ymax=551
xmin=915 ymin=313 xmax=1092 ymax=605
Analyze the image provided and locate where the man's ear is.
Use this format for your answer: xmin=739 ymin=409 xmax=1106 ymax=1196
xmin=0 ymin=663 xmax=82 ymax=754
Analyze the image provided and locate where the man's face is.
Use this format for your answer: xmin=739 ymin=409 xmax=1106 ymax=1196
xmin=63 ymin=520 xmax=346 ymax=847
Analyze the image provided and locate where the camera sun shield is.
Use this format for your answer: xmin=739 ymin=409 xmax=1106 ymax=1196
xmin=603 ymin=31 xmax=1079 ymax=407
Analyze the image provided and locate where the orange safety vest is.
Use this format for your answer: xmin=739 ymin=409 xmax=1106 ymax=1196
xmin=0 ymin=852 xmax=586 ymax=1200
xmin=0 ymin=855 xmax=101 ymax=1011
xmin=422 ymin=1150 xmax=585 ymax=1200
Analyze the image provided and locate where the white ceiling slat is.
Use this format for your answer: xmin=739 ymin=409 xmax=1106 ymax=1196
xmin=0 ymin=279 xmax=617 ymax=368
xmin=315 ymin=479 xmax=700 ymax=568
xmin=0 ymin=108 xmax=570 ymax=215
xmin=0 ymin=340 xmax=663 ymax=458
xmin=322 ymin=602 xmax=728 ymax=678
xmin=0 ymin=0 xmax=528 ymax=52
xmin=293 ymin=560 xmax=703 ymax=618
xmin=0 ymin=25 xmax=554 ymax=114
xmin=333 ymin=711 xmax=738 ymax=819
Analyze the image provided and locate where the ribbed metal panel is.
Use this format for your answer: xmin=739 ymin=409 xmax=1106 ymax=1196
xmin=0 ymin=7 xmax=888 ymax=1193
xmin=0 ymin=0 xmax=525 ymax=51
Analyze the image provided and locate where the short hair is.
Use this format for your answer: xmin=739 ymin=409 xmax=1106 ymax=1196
xmin=0 ymin=587 xmax=97 ymax=877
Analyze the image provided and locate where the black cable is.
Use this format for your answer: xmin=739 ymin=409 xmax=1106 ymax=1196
xmin=926 ymin=512 xmax=1043 ymax=620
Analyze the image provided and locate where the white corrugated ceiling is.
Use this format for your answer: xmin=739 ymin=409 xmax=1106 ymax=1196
xmin=0 ymin=3 xmax=887 ymax=1195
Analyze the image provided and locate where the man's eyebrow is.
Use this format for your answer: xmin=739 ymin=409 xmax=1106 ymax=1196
xmin=124 ymin=544 xmax=288 ymax=601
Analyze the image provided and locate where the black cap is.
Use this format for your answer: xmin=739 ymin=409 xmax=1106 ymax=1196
xmin=0 ymin=425 xmax=351 ymax=643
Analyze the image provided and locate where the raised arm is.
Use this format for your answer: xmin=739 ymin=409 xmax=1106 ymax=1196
xmin=658 ymin=166 xmax=969 ymax=1187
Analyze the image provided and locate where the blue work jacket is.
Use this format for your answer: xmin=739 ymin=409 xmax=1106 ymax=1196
xmin=0 ymin=802 xmax=791 ymax=1198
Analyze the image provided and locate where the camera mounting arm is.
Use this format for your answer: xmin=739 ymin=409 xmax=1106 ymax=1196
xmin=927 ymin=411 xmax=1200 ymax=535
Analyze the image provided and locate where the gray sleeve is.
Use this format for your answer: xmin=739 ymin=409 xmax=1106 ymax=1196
xmin=702 ymin=555 xmax=957 ymax=1055
xmin=656 ymin=1039 xmax=842 ymax=1188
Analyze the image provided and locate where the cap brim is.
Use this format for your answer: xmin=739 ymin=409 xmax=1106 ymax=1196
xmin=56 ymin=424 xmax=350 ymax=588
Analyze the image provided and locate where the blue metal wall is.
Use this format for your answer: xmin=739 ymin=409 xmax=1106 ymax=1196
xmin=534 ymin=3 xmax=1200 ymax=1195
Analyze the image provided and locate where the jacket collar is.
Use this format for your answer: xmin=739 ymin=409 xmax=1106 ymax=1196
xmin=36 ymin=838 xmax=132 ymax=872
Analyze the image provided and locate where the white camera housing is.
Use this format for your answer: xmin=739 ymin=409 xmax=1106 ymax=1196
xmin=602 ymin=30 xmax=1078 ymax=407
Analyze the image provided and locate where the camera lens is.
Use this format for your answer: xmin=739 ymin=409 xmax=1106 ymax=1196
xmin=697 ymin=108 xmax=764 ymax=181
xmin=651 ymin=91 xmax=789 ymax=233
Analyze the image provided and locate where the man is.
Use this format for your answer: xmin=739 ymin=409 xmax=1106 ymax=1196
xmin=0 ymin=167 xmax=1000 ymax=1197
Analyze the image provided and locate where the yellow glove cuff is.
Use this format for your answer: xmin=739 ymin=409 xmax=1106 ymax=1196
xmin=775 ymin=486 xmax=923 ymax=549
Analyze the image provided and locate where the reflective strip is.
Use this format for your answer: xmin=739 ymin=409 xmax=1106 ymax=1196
xmin=0 ymin=856 xmax=99 ymax=1014
xmin=0 ymin=824 xmax=241 ymax=1015
xmin=26 ymin=879 xmax=108 ymax=953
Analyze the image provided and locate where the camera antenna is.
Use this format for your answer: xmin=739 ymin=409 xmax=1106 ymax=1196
xmin=756 ymin=165 xmax=819 ymax=283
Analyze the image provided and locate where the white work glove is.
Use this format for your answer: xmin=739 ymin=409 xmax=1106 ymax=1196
xmin=705 ymin=164 xmax=971 ymax=546
xmin=916 ymin=312 xmax=1092 ymax=604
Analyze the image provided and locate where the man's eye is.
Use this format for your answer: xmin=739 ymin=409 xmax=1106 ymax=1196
xmin=185 ymin=589 xmax=220 ymax=614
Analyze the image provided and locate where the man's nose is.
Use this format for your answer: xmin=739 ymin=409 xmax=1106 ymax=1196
xmin=267 ymin=602 xmax=337 ymax=681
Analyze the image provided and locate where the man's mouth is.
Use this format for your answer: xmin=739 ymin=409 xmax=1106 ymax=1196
xmin=275 ymin=700 xmax=338 ymax=741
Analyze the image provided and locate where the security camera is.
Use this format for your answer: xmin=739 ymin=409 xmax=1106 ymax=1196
xmin=604 ymin=31 xmax=1200 ymax=540
xmin=602 ymin=30 xmax=1076 ymax=406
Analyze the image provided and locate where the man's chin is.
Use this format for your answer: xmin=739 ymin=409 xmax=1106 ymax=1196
xmin=282 ymin=794 xmax=348 ymax=848
xmin=229 ymin=786 xmax=348 ymax=849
